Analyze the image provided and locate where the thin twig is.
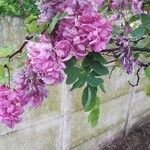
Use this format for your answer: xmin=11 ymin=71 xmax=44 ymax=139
xmin=128 ymin=67 xmax=141 ymax=87
xmin=8 ymin=35 xmax=33 ymax=60
xmin=109 ymin=66 xmax=116 ymax=79
xmin=132 ymin=47 xmax=150 ymax=53
xmin=107 ymin=60 xmax=117 ymax=64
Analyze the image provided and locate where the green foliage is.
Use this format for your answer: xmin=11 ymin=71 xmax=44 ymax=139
xmin=48 ymin=12 xmax=68 ymax=34
xmin=65 ymin=53 xmax=109 ymax=126
xmin=132 ymin=26 xmax=145 ymax=39
xmin=145 ymin=84 xmax=150 ymax=96
xmin=0 ymin=65 xmax=5 ymax=78
xmin=144 ymin=67 xmax=150 ymax=96
xmin=131 ymin=14 xmax=150 ymax=40
xmin=0 ymin=45 xmax=16 ymax=57
xmin=25 ymin=15 xmax=48 ymax=33
xmin=144 ymin=67 xmax=150 ymax=80
xmin=87 ymin=97 xmax=100 ymax=127
xmin=0 ymin=0 xmax=38 ymax=18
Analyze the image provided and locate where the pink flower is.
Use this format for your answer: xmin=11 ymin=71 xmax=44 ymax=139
xmin=38 ymin=0 xmax=63 ymax=24
xmin=27 ymin=36 xmax=66 ymax=85
xmin=15 ymin=69 xmax=48 ymax=108
xmin=77 ymin=9 xmax=113 ymax=52
xmin=0 ymin=85 xmax=24 ymax=128
xmin=54 ymin=40 xmax=71 ymax=60
xmin=131 ymin=0 xmax=143 ymax=15
xmin=109 ymin=0 xmax=120 ymax=9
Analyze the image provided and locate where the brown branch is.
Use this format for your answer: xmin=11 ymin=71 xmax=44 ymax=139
xmin=139 ymin=62 xmax=150 ymax=68
xmin=8 ymin=35 xmax=33 ymax=60
xmin=107 ymin=60 xmax=117 ymax=64
xmin=128 ymin=61 xmax=150 ymax=87
xmin=132 ymin=47 xmax=150 ymax=53
xmin=128 ymin=67 xmax=141 ymax=87
xmin=101 ymin=47 xmax=150 ymax=53
xmin=101 ymin=48 xmax=119 ymax=53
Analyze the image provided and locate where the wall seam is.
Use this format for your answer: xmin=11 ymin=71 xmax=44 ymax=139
xmin=59 ymin=81 xmax=73 ymax=150
xmin=124 ymin=72 xmax=136 ymax=136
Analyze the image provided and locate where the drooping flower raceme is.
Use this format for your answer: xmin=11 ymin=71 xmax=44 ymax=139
xmin=131 ymin=0 xmax=143 ymax=14
xmin=37 ymin=0 xmax=105 ymax=24
xmin=27 ymin=37 xmax=66 ymax=85
xmin=117 ymin=36 xmax=135 ymax=74
xmin=109 ymin=0 xmax=143 ymax=15
xmin=55 ymin=8 xmax=116 ymax=58
xmin=15 ymin=68 xmax=48 ymax=108
xmin=0 ymin=86 xmax=24 ymax=128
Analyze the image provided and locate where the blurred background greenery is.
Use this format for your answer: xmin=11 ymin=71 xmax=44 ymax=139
xmin=0 ymin=0 xmax=39 ymax=18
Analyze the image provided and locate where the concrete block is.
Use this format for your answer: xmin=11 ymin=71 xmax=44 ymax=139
xmin=71 ymin=122 xmax=125 ymax=150
xmin=0 ymin=119 xmax=61 ymax=150
xmin=69 ymin=95 xmax=129 ymax=148
xmin=130 ymin=91 xmax=150 ymax=118
xmin=0 ymin=16 xmax=26 ymax=45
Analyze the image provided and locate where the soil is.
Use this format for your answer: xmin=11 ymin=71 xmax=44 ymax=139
xmin=101 ymin=120 xmax=150 ymax=150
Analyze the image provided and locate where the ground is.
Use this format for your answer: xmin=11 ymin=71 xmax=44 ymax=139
xmin=102 ymin=121 xmax=150 ymax=150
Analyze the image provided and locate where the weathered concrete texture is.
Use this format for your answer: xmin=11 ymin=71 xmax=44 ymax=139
xmin=0 ymin=119 xmax=60 ymax=150
xmin=0 ymin=17 xmax=150 ymax=150
xmin=125 ymin=91 xmax=150 ymax=132
xmin=69 ymin=95 xmax=129 ymax=149
xmin=71 ymin=122 xmax=125 ymax=150
xmin=0 ymin=16 xmax=26 ymax=45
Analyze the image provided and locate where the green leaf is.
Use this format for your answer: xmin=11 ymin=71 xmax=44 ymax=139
xmin=82 ymin=86 xmax=97 ymax=110
xmin=0 ymin=77 xmax=9 ymax=84
xmin=92 ymin=53 xmax=107 ymax=64
xmin=144 ymin=84 xmax=150 ymax=96
xmin=85 ymin=96 xmax=100 ymax=112
xmin=140 ymin=14 xmax=150 ymax=26
xmin=66 ymin=67 xmax=80 ymax=84
xmin=136 ymin=37 xmax=150 ymax=48
xmin=48 ymin=12 xmax=68 ymax=34
xmin=25 ymin=15 xmax=38 ymax=24
xmin=48 ymin=12 xmax=61 ymax=34
xmin=0 ymin=46 xmax=14 ymax=57
xmin=65 ymin=57 xmax=76 ymax=73
xmin=91 ymin=61 xmax=109 ymax=76
xmin=128 ymin=15 xmax=140 ymax=23
xmin=87 ymin=76 xmax=104 ymax=87
xmin=88 ymin=108 xmax=99 ymax=127
xmin=144 ymin=67 xmax=150 ymax=80
xmin=0 ymin=65 xmax=5 ymax=78
xmin=82 ymin=53 xmax=93 ymax=68
xmin=99 ymin=83 xmax=106 ymax=93
xmin=132 ymin=26 xmax=145 ymax=39
xmin=82 ymin=87 xmax=89 ymax=109
xmin=70 ymin=76 xmax=86 ymax=91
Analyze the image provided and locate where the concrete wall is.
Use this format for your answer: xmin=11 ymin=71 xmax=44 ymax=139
xmin=0 ymin=16 xmax=150 ymax=150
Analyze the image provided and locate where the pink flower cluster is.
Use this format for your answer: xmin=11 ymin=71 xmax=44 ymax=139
xmin=117 ymin=36 xmax=135 ymax=74
xmin=26 ymin=0 xmax=116 ymax=86
xmin=15 ymin=68 xmax=48 ymax=108
xmin=38 ymin=0 xmax=105 ymax=23
xmin=27 ymin=36 xmax=67 ymax=85
xmin=0 ymin=86 xmax=24 ymax=128
xmin=57 ymin=8 xmax=115 ymax=54
xmin=109 ymin=0 xmax=143 ymax=15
